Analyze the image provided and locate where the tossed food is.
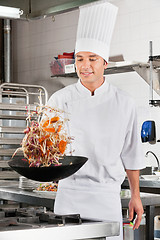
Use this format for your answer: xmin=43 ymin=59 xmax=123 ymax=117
xmin=12 ymin=105 xmax=72 ymax=167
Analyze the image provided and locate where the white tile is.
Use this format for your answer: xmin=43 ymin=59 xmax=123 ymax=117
xmin=29 ymin=33 xmax=41 ymax=47
xmin=53 ymin=10 xmax=79 ymax=29
xmin=29 ymin=20 xmax=38 ymax=35
xmin=139 ymin=8 xmax=151 ymax=25
xmin=17 ymin=71 xmax=31 ymax=84
xmin=17 ymin=59 xmax=30 ymax=73
xmin=12 ymin=60 xmax=18 ymax=73
xmin=130 ymin=11 xmax=141 ymax=27
xmin=14 ymin=21 xmax=29 ymax=38
xmin=18 ymin=36 xmax=30 ymax=49
xmin=150 ymin=37 xmax=160 ymax=55
xmin=49 ymin=25 xmax=77 ymax=44
xmin=17 ymin=47 xmax=30 ymax=60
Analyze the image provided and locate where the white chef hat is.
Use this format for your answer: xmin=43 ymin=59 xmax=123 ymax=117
xmin=75 ymin=0 xmax=118 ymax=62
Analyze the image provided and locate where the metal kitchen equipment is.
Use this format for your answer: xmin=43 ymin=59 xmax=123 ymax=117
xmin=0 ymin=83 xmax=48 ymax=181
xmin=52 ymin=54 xmax=160 ymax=105
xmin=0 ymin=206 xmax=119 ymax=240
xmin=8 ymin=155 xmax=88 ymax=182
xmin=145 ymin=151 xmax=160 ymax=173
xmin=0 ymin=0 xmax=100 ymax=20
xmin=106 ymin=43 xmax=160 ymax=106
xmin=148 ymin=41 xmax=160 ymax=107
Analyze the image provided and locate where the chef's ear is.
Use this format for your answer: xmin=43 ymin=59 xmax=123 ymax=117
xmin=104 ymin=60 xmax=108 ymax=69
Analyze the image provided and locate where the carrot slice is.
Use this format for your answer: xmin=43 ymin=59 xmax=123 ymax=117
xmin=43 ymin=127 xmax=55 ymax=133
xmin=41 ymin=117 xmax=59 ymax=128
xmin=57 ymin=125 xmax=62 ymax=133
xmin=46 ymin=150 xmax=50 ymax=157
xmin=55 ymin=134 xmax=59 ymax=139
xmin=42 ymin=119 xmax=49 ymax=127
xmin=46 ymin=139 xmax=52 ymax=146
xmin=39 ymin=135 xmax=49 ymax=143
xmin=59 ymin=140 xmax=67 ymax=154
xmin=50 ymin=116 xmax=59 ymax=123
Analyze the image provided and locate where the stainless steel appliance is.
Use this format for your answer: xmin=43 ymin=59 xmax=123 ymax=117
xmin=0 ymin=206 xmax=119 ymax=240
xmin=0 ymin=83 xmax=48 ymax=181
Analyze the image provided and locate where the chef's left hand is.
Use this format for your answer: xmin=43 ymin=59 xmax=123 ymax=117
xmin=128 ymin=196 xmax=144 ymax=230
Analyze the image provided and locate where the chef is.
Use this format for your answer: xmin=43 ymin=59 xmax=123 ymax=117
xmin=47 ymin=1 xmax=145 ymax=239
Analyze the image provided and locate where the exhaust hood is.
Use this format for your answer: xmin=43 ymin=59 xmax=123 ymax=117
xmin=0 ymin=0 xmax=99 ymax=20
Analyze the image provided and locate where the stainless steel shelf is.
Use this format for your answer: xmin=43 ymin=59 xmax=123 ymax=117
xmin=51 ymin=73 xmax=78 ymax=78
xmin=51 ymin=60 xmax=160 ymax=98
xmin=0 ymin=103 xmax=36 ymax=111
xmin=0 ymin=126 xmax=24 ymax=133
xmin=0 ymin=83 xmax=48 ymax=182
xmin=0 ymin=148 xmax=22 ymax=156
xmin=0 ymin=171 xmax=19 ymax=180
xmin=0 ymin=138 xmax=21 ymax=145
xmin=0 ymin=160 xmax=9 ymax=168
xmin=0 ymin=114 xmax=27 ymax=120
xmin=51 ymin=61 xmax=149 ymax=77
xmin=105 ymin=62 xmax=144 ymax=75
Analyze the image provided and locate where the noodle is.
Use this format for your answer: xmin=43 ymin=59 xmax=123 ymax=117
xmin=12 ymin=105 xmax=72 ymax=167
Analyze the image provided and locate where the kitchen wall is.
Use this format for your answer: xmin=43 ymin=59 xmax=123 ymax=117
xmin=12 ymin=0 xmax=160 ymax=167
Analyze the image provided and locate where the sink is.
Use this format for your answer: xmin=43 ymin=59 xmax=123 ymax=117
xmin=140 ymin=175 xmax=159 ymax=181
xmin=154 ymin=171 xmax=160 ymax=176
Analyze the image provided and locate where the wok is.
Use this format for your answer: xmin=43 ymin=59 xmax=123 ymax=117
xmin=8 ymin=156 xmax=88 ymax=182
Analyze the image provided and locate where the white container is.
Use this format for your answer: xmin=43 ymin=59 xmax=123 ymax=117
xmin=155 ymin=216 xmax=160 ymax=238
xmin=154 ymin=171 xmax=160 ymax=176
xmin=123 ymin=225 xmax=146 ymax=240
xmin=123 ymin=214 xmax=146 ymax=240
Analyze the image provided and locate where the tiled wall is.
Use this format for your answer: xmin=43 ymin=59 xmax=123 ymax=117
xmin=108 ymin=0 xmax=160 ymax=166
xmin=12 ymin=10 xmax=79 ymax=96
xmin=12 ymin=0 xmax=160 ymax=167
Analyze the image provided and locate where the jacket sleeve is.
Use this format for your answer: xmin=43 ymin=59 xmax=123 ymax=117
xmin=121 ymin=104 xmax=146 ymax=170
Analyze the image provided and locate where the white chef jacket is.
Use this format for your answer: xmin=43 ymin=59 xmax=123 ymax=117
xmin=47 ymin=78 xmax=145 ymax=240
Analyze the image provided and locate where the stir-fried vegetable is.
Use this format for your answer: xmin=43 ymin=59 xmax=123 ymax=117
xmin=13 ymin=105 xmax=72 ymax=167
xmin=36 ymin=182 xmax=58 ymax=192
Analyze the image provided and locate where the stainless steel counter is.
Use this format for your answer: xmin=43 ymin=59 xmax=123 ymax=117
xmin=0 ymin=186 xmax=56 ymax=209
xmin=0 ymin=220 xmax=119 ymax=240
xmin=0 ymin=183 xmax=120 ymax=240
xmin=0 ymin=184 xmax=160 ymax=240
xmin=122 ymin=191 xmax=160 ymax=207
xmin=0 ymin=186 xmax=160 ymax=210
xmin=122 ymin=178 xmax=160 ymax=194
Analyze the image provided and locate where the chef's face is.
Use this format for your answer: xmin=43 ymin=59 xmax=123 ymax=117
xmin=75 ymin=52 xmax=107 ymax=88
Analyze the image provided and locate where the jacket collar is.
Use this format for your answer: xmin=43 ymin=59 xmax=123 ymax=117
xmin=76 ymin=77 xmax=109 ymax=96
